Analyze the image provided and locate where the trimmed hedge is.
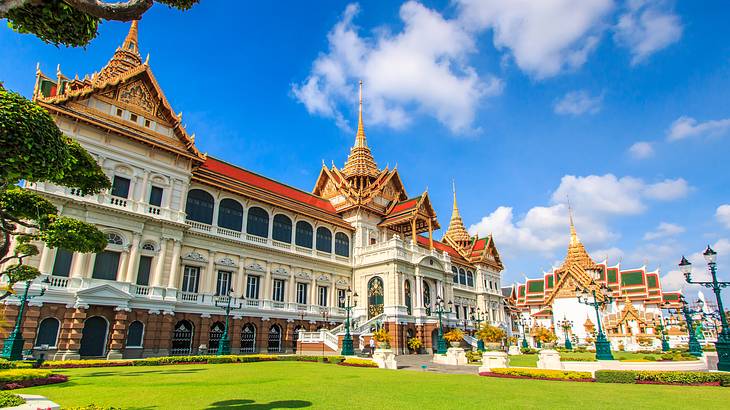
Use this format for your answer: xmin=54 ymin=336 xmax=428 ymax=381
xmin=0 ymin=391 xmax=25 ymax=407
xmin=485 ymin=368 xmax=593 ymax=381
xmin=560 ymin=355 xmax=596 ymax=362
xmin=596 ymin=370 xmax=730 ymax=386
xmin=338 ymin=358 xmax=378 ymax=368
xmin=0 ymin=359 xmax=12 ymax=370
xmin=42 ymin=355 xmax=346 ymax=369
xmin=0 ymin=369 xmax=68 ymax=390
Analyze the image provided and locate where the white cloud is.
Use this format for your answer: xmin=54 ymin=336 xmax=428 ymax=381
xmin=591 ymin=247 xmax=625 ymax=262
xmin=643 ymin=178 xmax=689 ymax=200
xmin=716 ymin=205 xmax=730 ymax=229
xmin=553 ymin=90 xmax=603 ymax=115
xmin=614 ymin=0 xmax=682 ymax=64
xmin=457 ymin=0 xmax=614 ymax=79
xmin=552 ymin=174 xmax=646 ymax=215
xmin=666 ymin=116 xmax=730 ymax=141
xmin=292 ymin=2 xmax=503 ymax=134
xmin=628 ymin=141 xmax=654 ymax=158
xmin=643 ymin=222 xmax=685 ymax=240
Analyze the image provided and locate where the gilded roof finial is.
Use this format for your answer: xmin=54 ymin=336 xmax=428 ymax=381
xmin=122 ymin=20 xmax=140 ymax=54
xmin=567 ymin=197 xmax=579 ymax=245
xmin=96 ymin=20 xmax=142 ymax=83
xmin=356 ymin=79 xmax=365 ymax=148
xmin=342 ymin=80 xmax=379 ymax=179
xmin=443 ymin=179 xmax=471 ymax=247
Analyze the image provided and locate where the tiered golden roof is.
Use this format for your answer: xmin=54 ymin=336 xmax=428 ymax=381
xmin=96 ymin=20 xmax=142 ymax=84
xmin=342 ymin=81 xmax=379 ymax=179
xmin=442 ymin=184 xmax=472 ymax=249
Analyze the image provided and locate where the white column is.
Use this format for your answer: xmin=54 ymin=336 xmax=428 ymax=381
xmin=125 ymin=233 xmax=142 ymax=283
xmin=288 ymin=273 xmax=296 ymax=304
xmin=151 ymin=239 xmax=168 ymax=287
xmin=85 ymin=253 xmax=97 ymax=278
xmin=310 ymin=277 xmax=317 ymax=306
xmin=414 ymin=274 xmax=424 ymax=309
xmin=206 ymin=251 xmax=217 ymax=294
xmin=235 ymin=260 xmax=246 ymax=297
xmin=167 ymin=240 xmax=182 ymax=288
xmin=135 ymin=170 xmax=150 ymax=202
xmin=38 ymin=244 xmax=55 ymax=274
xmin=263 ymin=266 xmax=272 ymax=302
xmin=69 ymin=252 xmax=86 ymax=278
xmin=118 ymin=249 xmax=130 ymax=282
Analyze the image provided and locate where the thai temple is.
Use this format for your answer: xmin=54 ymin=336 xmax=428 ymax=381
xmin=504 ymin=212 xmax=684 ymax=351
xmin=0 ymin=21 xmax=508 ymax=360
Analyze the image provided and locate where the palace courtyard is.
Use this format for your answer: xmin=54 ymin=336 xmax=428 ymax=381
xmin=15 ymin=361 xmax=730 ymax=409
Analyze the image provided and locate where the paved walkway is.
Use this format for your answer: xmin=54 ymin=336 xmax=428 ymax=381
xmin=394 ymin=354 xmax=480 ymax=375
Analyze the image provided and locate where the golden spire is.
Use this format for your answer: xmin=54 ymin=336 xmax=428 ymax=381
xmin=96 ymin=20 xmax=142 ymax=83
xmin=443 ymin=180 xmax=471 ymax=247
xmin=568 ymin=201 xmax=579 ymax=246
xmin=342 ymin=80 xmax=379 ymax=179
xmin=560 ymin=204 xmax=595 ymax=271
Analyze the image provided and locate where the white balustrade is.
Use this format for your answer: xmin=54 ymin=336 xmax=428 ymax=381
xmin=180 ymin=292 xmax=200 ymax=302
xmin=216 ymin=226 xmax=242 ymax=239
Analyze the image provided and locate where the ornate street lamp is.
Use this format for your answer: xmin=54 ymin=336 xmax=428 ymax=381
xmin=434 ymin=296 xmax=452 ymax=354
xmin=576 ymin=266 xmax=614 ymax=360
xmin=652 ymin=317 xmax=670 ymax=352
xmin=214 ymin=288 xmax=243 ymax=356
xmin=557 ymin=316 xmax=573 ymax=351
xmin=340 ymin=287 xmax=358 ymax=356
xmin=674 ymin=295 xmax=703 ymax=357
xmin=471 ymin=307 xmax=485 ymax=352
xmin=679 ymin=248 xmax=730 ymax=370
xmin=2 ymin=277 xmax=50 ymax=360
xmin=519 ymin=316 xmax=530 ymax=349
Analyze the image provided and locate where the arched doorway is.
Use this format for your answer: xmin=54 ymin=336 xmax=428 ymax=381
xmin=80 ymin=316 xmax=108 ymax=357
xmin=268 ymin=324 xmax=282 ymax=353
xmin=208 ymin=321 xmax=225 ymax=352
xmin=240 ymin=323 xmax=256 ymax=354
xmin=171 ymin=320 xmax=194 ymax=356
xmin=367 ymin=276 xmax=384 ymax=319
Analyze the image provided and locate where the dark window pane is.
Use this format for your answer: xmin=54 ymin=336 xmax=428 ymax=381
xmin=185 ymin=189 xmax=214 ymax=224
xmin=335 ymin=232 xmax=349 ymax=257
xmin=295 ymin=221 xmax=313 ymax=248
xmin=246 ymin=207 xmax=269 ymax=238
xmin=51 ymin=248 xmax=73 ymax=277
xmin=136 ymin=255 xmax=153 ymax=286
xmin=35 ymin=318 xmax=60 ymax=347
xmin=182 ymin=266 xmax=200 ymax=293
xmin=218 ymin=199 xmax=243 ymax=231
xmin=92 ymin=251 xmax=120 ymax=280
xmin=111 ymin=176 xmax=131 ymax=198
xmin=272 ymin=214 xmax=292 ymax=243
xmin=127 ymin=321 xmax=144 ymax=347
xmin=316 ymin=227 xmax=332 ymax=253
xmin=149 ymin=186 xmax=163 ymax=207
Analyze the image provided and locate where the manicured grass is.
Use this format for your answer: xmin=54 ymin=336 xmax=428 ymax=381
xmin=16 ymin=362 xmax=730 ymax=409
xmin=507 ymin=351 xmax=696 ymax=367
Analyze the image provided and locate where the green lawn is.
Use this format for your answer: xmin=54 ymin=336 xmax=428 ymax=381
xmin=507 ymin=351 xmax=696 ymax=367
xmin=16 ymin=362 xmax=730 ymax=409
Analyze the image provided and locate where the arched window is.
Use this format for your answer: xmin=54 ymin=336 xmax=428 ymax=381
xmin=334 ymin=232 xmax=350 ymax=257
xmin=241 ymin=323 xmax=256 ymax=354
xmin=218 ymin=199 xmax=243 ymax=231
xmin=423 ymin=282 xmax=431 ymax=315
xmin=452 ymin=266 xmax=458 ymax=283
xmin=185 ymin=189 xmax=214 ymax=224
xmin=295 ymin=221 xmax=313 ymax=248
xmin=272 ymin=214 xmax=292 ymax=243
xmin=171 ymin=320 xmax=194 ymax=356
xmin=35 ymin=317 xmax=60 ymax=347
xmin=459 ymin=268 xmax=466 ymax=285
xmin=267 ymin=324 xmax=282 ymax=353
xmin=126 ymin=321 xmax=144 ymax=347
xmin=466 ymin=271 xmax=474 ymax=287
xmin=141 ymin=242 xmax=156 ymax=251
xmin=404 ymin=280 xmax=412 ymax=315
xmin=246 ymin=207 xmax=269 ymax=238
xmin=208 ymin=321 xmax=225 ymax=352
xmin=106 ymin=232 xmax=124 ymax=245
xmin=316 ymin=227 xmax=332 ymax=253
xmin=367 ymin=276 xmax=384 ymax=319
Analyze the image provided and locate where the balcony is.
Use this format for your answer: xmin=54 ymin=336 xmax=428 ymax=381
xmin=354 ymin=236 xmax=449 ymax=267
xmin=185 ymin=220 xmax=351 ymax=266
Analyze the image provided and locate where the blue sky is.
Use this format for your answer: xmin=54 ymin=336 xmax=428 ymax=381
xmin=2 ymin=1 xmax=730 ymax=299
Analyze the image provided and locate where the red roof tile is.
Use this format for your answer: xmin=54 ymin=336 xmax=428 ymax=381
xmin=200 ymin=157 xmax=337 ymax=214
xmin=472 ymin=238 xmax=487 ymax=251
xmin=415 ymin=235 xmax=468 ymax=263
xmin=389 ymin=197 xmax=420 ymax=215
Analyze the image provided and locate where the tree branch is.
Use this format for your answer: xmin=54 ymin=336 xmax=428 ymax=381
xmin=0 ymin=0 xmax=35 ymax=16
xmin=63 ymin=0 xmax=153 ymax=21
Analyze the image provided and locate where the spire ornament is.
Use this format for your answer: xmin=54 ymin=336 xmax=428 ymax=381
xmin=442 ymin=181 xmax=471 ymax=248
xmin=96 ymin=20 xmax=142 ymax=83
xmin=342 ymin=80 xmax=379 ymax=179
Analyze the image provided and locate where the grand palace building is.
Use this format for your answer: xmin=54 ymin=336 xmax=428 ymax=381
xmin=1 ymin=21 xmax=508 ymax=360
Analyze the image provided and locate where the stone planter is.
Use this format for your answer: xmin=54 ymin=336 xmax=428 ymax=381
xmin=372 ymin=348 xmax=397 ymax=369
xmin=433 ymin=347 xmax=467 ymax=366
xmin=449 ymin=341 xmax=461 ymax=348
xmin=479 ymin=351 xmax=509 ymax=373
xmin=484 ymin=342 xmax=502 ymax=351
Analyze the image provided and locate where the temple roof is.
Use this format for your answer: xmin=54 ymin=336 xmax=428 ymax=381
xmin=442 ymin=184 xmax=471 ymax=248
xmin=342 ymin=81 xmax=379 ymax=179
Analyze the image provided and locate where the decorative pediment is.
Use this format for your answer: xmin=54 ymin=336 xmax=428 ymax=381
xmin=316 ymin=274 xmax=331 ymax=283
xmin=118 ymin=80 xmax=156 ymax=114
xmin=335 ymin=278 xmax=350 ymax=287
xmin=246 ymin=262 xmax=265 ymax=273
xmin=296 ymin=271 xmax=312 ymax=280
xmin=76 ymin=284 xmax=132 ymax=309
xmin=183 ymin=251 xmax=206 ymax=262
xmin=217 ymin=257 xmax=236 ymax=267
xmin=272 ymin=267 xmax=289 ymax=277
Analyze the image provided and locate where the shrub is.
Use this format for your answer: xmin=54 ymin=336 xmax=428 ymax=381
xmin=0 ymin=391 xmax=25 ymax=407
xmin=0 ymin=360 xmax=12 ymax=370
xmin=67 ymin=406 xmax=121 ymax=410
xmin=43 ymin=359 xmax=129 ymax=368
xmin=407 ymin=337 xmax=422 ymax=351
xmin=559 ymin=355 xmax=596 ymax=362
xmin=595 ymin=370 xmax=730 ymax=386
xmin=372 ymin=328 xmax=391 ymax=348
xmin=443 ymin=329 xmax=464 ymax=343
xmin=465 ymin=350 xmax=482 ymax=363
xmin=338 ymin=358 xmax=377 ymax=368
xmin=486 ymin=368 xmax=592 ymax=381
xmin=595 ymin=370 xmax=637 ymax=384
xmin=476 ymin=324 xmax=506 ymax=343
xmin=42 ymin=354 xmax=344 ymax=369
xmin=0 ymin=369 xmax=68 ymax=390
xmin=642 ymin=355 xmax=657 ymax=361
xmin=520 ymin=348 xmax=537 ymax=354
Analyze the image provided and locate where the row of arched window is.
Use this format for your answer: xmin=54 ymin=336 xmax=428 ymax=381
xmin=185 ymin=189 xmax=350 ymax=257
xmin=34 ymin=317 xmax=145 ymax=351
xmin=451 ymin=266 xmax=475 ymax=287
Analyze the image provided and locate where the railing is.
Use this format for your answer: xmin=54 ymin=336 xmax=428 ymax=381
xmin=146 ymin=205 xmax=161 ymax=216
xmin=186 ymin=220 xmax=212 ymax=232
xmin=246 ymin=234 xmax=267 ymax=244
xmin=246 ymin=299 xmax=260 ymax=307
xmin=272 ymin=301 xmax=286 ymax=309
xmin=463 ymin=334 xmax=478 ymax=348
xmin=47 ymin=276 xmax=69 ymax=288
xmin=109 ymin=196 xmax=128 ymax=207
xmin=216 ymin=226 xmax=242 ymax=239
xmin=133 ymin=285 xmax=150 ymax=296
xmin=322 ymin=330 xmax=339 ymax=351
xmin=272 ymin=240 xmax=290 ymax=250
xmin=180 ymin=292 xmax=200 ymax=302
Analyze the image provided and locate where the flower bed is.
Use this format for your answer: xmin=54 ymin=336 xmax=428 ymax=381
xmin=338 ymin=358 xmax=378 ymax=368
xmin=0 ymin=369 xmax=68 ymax=390
xmin=595 ymin=370 xmax=730 ymax=387
xmin=481 ymin=368 xmax=593 ymax=382
xmin=41 ymin=354 xmax=346 ymax=369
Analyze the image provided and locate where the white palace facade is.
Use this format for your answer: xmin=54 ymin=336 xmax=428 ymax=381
xmin=1 ymin=21 xmax=507 ymax=360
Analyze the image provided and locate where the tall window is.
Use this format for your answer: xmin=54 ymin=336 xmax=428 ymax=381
xmin=218 ymin=199 xmax=243 ymax=231
xmin=272 ymin=279 xmax=285 ymax=302
xmin=316 ymin=227 xmax=332 ymax=253
xmin=216 ymin=270 xmax=232 ymax=296
xmin=459 ymin=268 xmax=467 ymax=286
xmin=92 ymin=251 xmax=120 ymax=280
xmin=296 ymin=283 xmax=308 ymax=304
xmin=452 ymin=266 xmax=458 ymax=283
xmin=136 ymin=255 xmax=153 ymax=286
xmin=111 ymin=175 xmax=131 ymax=198
xmin=181 ymin=266 xmax=200 ymax=293
xmin=246 ymin=276 xmax=260 ymax=299
xmin=272 ymin=214 xmax=292 ymax=243
xmin=334 ymin=232 xmax=350 ymax=257
xmin=455 ymin=304 xmax=460 ymax=319
xmin=35 ymin=317 xmax=60 ymax=347
xmin=466 ymin=271 xmax=474 ymax=287
xmin=185 ymin=189 xmax=214 ymax=224
xmin=318 ymin=286 xmax=328 ymax=307
xmin=295 ymin=221 xmax=313 ymax=248
xmin=337 ymin=289 xmax=346 ymax=308
xmin=51 ymin=248 xmax=73 ymax=277
xmin=148 ymin=186 xmax=163 ymax=207
xmin=404 ymin=280 xmax=412 ymax=315
xmin=367 ymin=277 xmax=384 ymax=318
xmin=246 ymin=207 xmax=269 ymax=238
xmin=126 ymin=321 xmax=144 ymax=347
xmin=423 ymin=282 xmax=431 ymax=314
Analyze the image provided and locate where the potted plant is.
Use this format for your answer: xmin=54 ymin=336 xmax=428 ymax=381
xmin=476 ymin=323 xmax=506 ymax=351
xmin=443 ymin=329 xmax=464 ymax=348
xmin=533 ymin=326 xmax=557 ymax=348
xmin=407 ymin=337 xmax=423 ymax=354
xmin=372 ymin=328 xmax=391 ymax=349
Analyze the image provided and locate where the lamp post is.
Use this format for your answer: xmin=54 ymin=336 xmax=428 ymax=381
xmin=340 ymin=287 xmax=357 ymax=356
xmin=674 ymin=295 xmax=703 ymax=357
xmin=519 ymin=316 xmax=529 ymax=349
xmin=679 ymin=247 xmax=730 ymax=370
xmin=434 ymin=296 xmax=452 ymax=354
xmin=557 ymin=316 xmax=573 ymax=351
xmin=471 ymin=308 xmax=485 ymax=352
xmin=2 ymin=278 xmax=49 ymax=360
xmin=214 ymin=288 xmax=242 ymax=356
xmin=652 ymin=317 xmax=670 ymax=352
xmin=576 ymin=267 xmax=614 ymax=360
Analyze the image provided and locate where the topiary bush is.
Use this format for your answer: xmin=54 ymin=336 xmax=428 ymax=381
xmin=0 ymin=391 xmax=25 ymax=407
xmin=486 ymin=368 xmax=593 ymax=381
xmin=595 ymin=370 xmax=637 ymax=384
xmin=338 ymin=358 xmax=378 ymax=368
xmin=595 ymin=370 xmax=730 ymax=386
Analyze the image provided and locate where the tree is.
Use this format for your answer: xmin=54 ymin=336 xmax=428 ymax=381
xmin=0 ymin=0 xmax=198 ymax=47
xmin=0 ymin=86 xmax=111 ymax=300
xmin=476 ymin=323 xmax=506 ymax=343
xmin=533 ymin=326 xmax=558 ymax=344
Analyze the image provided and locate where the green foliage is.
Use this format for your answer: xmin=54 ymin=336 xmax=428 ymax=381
xmin=3 ymin=263 xmax=41 ymax=283
xmin=488 ymin=368 xmax=592 ymax=380
xmin=659 ymin=351 xmax=698 ymax=361
xmin=0 ymin=391 xmax=25 ymax=407
xmin=465 ymin=350 xmax=482 ymax=363
xmin=14 ymin=242 xmax=39 ymax=257
xmin=42 ymin=355 xmax=347 ymax=369
xmin=0 ymin=359 xmax=12 ymax=369
xmin=559 ymin=355 xmax=596 ymax=362
xmin=407 ymin=337 xmax=422 ymax=351
xmin=595 ymin=370 xmax=730 ymax=386
xmin=595 ymin=370 xmax=637 ymax=384
xmin=0 ymin=368 xmax=53 ymax=383
xmin=58 ymin=140 xmax=112 ymax=196
xmin=157 ymin=0 xmax=200 ymax=10
xmin=476 ymin=323 xmax=506 ymax=343
xmin=67 ymin=406 xmax=121 ymax=410
xmin=39 ymin=216 xmax=108 ymax=254
xmin=6 ymin=0 xmax=99 ymax=47
xmin=0 ymin=186 xmax=57 ymax=224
